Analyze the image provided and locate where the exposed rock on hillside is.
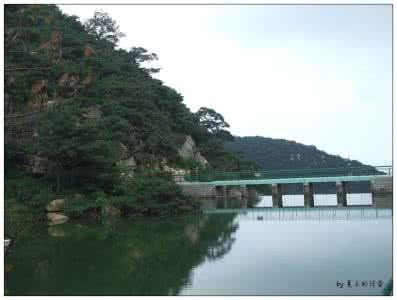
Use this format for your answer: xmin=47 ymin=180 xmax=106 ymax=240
xmin=28 ymin=155 xmax=48 ymax=175
xmin=163 ymin=165 xmax=190 ymax=182
xmin=178 ymin=136 xmax=208 ymax=166
xmin=119 ymin=156 xmax=137 ymax=168
xmin=118 ymin=154 xmax=137 ymax=178
xmin=119 ymin=143 xmax=129 ymax=160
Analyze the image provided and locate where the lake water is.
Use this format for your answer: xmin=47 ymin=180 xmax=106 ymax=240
xmin=4 ymin=194 xmax=392 ymax=296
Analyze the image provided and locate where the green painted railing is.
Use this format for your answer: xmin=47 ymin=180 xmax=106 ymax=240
xmin=177 ymin=165 xmax=392 ymax=183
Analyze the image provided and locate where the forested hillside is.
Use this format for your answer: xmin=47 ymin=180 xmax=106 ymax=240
xmin=225 ymin=136 xmax=376 ymax=170
xmin=4 ymin=4 xmax=256 ymax=219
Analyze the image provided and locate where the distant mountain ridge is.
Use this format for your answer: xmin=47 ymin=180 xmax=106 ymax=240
xmin=224 ymin=136 xmax=375 ymax=170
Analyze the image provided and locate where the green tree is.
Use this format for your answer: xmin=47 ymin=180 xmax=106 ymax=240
xmin=36 ymin=103 xmax=123 ymax=192
xmin=128 ymin=47 xmax=160 ymax=73
xmin=195 ymin=107 xmax=233 ymax=141
xmin=84 ymin=10 xmax=126 ymax=46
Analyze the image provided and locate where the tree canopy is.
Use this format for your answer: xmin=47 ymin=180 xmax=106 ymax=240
xmin=224 ymin=136 xmax=378 ymax=171
xmin=84 ymin=10 xmax=126 ymax=46
xmin=4 ymin=5 xmax=256 ymax=200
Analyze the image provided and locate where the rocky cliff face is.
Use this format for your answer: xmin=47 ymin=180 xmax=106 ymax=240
xmin=178 ymin=136 xmax=208 ymax=166
xmin=163 ymin=165 xmax=190 ymax=182
xmin=161 ymin=135 xmax=209 ymax=182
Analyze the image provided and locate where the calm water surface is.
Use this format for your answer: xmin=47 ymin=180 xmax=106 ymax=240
xmin=5 ymin=195 xmax=392 ymax=296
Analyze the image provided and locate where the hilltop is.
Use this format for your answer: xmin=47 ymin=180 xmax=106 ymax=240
xmin=224 ymin=136 xmax=375 ymax=170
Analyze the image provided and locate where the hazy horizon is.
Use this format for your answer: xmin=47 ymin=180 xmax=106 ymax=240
xmin=59 ymin=4 xmax=392 ymax=166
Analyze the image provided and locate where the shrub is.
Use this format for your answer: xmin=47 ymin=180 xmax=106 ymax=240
xmin=113 ymin=169 xmax=198 ymax=216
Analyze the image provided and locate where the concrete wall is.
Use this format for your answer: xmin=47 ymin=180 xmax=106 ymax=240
xmin=180 ymin=184 xmax=216 ymax=198
xmin=372 ymin=176 xmax=393 ymax=193
xmin=373 ymin=193 xmax=393 ymax=209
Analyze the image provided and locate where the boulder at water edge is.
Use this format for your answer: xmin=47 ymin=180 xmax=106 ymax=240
xmin=46 ymin=199 xmax=65 ymax=212
xmin=47 ymin=213 xmax=68 ymax=226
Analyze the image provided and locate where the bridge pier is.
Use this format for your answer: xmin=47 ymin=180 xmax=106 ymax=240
xmin=215 ymin=186 xmax=226 ymax=198
xmin=303 ymin=183 xmax=314 ymax=207
xmin=241 ymin=196 xmax=248 ymax=208
xmin=223 ymin=196 xmax=228 ymax=208
xmin=371 ymin=177 xmax=393 ymax=207
xmin=240 ymin=185 xmax=248 ymax=198
xmin=272 ymin=184 xmax=283 ymax=208
xmin=370 ymin=180 xmax=376 ymax=207
xmin=336 ymin=181 xmax=347 ymax=207
xmin=247 ymin=185 xmax=258 ymax=198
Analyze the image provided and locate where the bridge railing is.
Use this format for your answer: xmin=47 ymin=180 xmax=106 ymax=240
xmin=180 ymin=165 xmax=392 ymax=183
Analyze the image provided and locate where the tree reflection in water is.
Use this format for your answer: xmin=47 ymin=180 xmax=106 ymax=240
xmin=5 ymin=212 xmax=239 ymax=295
xmin=206 ymin=222 xmax=238 ymax=261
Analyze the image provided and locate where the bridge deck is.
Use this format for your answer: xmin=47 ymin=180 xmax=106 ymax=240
xmin=179 ymin=174 xmax=391 ymax=186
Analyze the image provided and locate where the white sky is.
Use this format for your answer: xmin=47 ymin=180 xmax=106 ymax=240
xmin=59 ymin=5 xmax=392 ymax=166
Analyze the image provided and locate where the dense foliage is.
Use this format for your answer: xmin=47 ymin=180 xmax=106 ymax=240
xmin=5 ymin=167 xmax=54 ymax=238
xmin=225 ymin=136 xmax=377 ymax=170
xmin=4 ymin=4 xmax=256 ymax=216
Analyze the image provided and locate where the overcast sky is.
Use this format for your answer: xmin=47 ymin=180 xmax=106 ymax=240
xmin=59 ymin=5 xmax=392 ymax=166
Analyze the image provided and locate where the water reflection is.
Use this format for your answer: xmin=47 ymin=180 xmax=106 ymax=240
xmin=5 ymin=192 xmax=392 ymax=296
xmin=181 ymin=209 xmax=392 ymax=296
xmin=5 ymin=214 xmax=239 ymax=296
xmin=206 ymin=207 xmax=392 ymax=221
